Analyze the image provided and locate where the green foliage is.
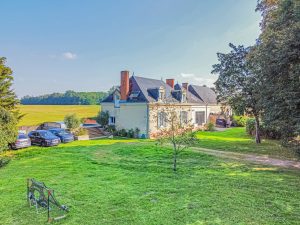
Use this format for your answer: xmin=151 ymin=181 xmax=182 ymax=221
xmin=127 ymin=129 xmax=135 ymax=138
xmin=232 ymin=115 xmax=247 ymax=127
xmin=246 ymin=118 xmax=256 ymax=135
xmin=96 ymin=110 xmax=109 ymax=127
xmin=64 ymin=114 xmax=81 ymax=131
xmin=117 ymin=129 xmax=128 ymax=137
xmin=21 ymin=90 xmax=108 ymax=105
xmin=0 ymin=57 xmax=19 ymax=110
xmin=250 ymin=0 xmax=300 ymax=141
xmin=212 ymin=44 xmax=262 ymax=143
xmin=106 ymin=125 xmax=116 ymax=134
xmin=0 ymin=108 xmax=18 ymax=152
xmin=204 ymin=122 xmax=216 ymax=131
xmin=134 ymin=127 xmax=140 ymax=138
xmin=0 ymin=156 xmax=10 ymax=168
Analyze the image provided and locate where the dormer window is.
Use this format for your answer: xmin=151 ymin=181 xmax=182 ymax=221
xmin=182 ymin=91 xmax=187 ymax=103
xmin=159 ymin=87 xmax=165 ymax=101
xmin=114 ymin=92 xmax=120 ymax=108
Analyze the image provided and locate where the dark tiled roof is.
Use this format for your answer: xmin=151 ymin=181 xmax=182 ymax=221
xmin=101 ymin=76 xmax=217 ymax=104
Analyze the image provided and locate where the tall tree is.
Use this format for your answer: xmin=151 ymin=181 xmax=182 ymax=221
xmin=212 ymin=44 xmax=262 ymax=143
xmin=0 ymin=57 xmax=19 ymax=151
xmin=250 ymin=0 xmax=300 ymax=142
xmin=0 ymin=57 xmax=19 ymax=110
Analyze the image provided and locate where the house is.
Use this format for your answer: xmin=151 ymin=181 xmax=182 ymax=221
xmin=101 ymin=71 xmax=221 ymax=138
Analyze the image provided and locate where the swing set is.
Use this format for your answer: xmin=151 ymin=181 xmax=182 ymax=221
xmin=27 ymin=178 xmax=69 ymax=222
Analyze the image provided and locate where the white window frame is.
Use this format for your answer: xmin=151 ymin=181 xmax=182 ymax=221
xmin=109 ymin=116 xmax=116 ymax=125
xmin=180 ymin=111 xmax=188 ymax=125
xmin=157 ymin=111 xmax=167 ymax=128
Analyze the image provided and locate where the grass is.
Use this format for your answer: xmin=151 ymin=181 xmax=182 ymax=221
xmin=0 ymin=139 xmax=300 ymax=224
xmin=195 ymin=127 xmax=299 ymax=160
xmin=17 ymin=105 xmax=100 ymax=126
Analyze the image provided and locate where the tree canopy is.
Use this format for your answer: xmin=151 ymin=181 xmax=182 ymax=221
xmin=21 ymin=90 xmax=108 ymax=105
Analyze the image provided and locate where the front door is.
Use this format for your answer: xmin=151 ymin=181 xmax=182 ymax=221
xmin=195 ymin=111 xmax=205 ymax=125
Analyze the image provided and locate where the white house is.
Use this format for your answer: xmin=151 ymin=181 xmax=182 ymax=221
xmin=101 ymin=71 xmax=221 ymax=138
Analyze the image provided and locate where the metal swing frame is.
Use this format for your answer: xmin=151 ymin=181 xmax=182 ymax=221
xmin=27 ymin=178 xmax=68 ymax=222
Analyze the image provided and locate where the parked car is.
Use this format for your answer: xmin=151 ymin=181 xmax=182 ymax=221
xmin=48 ymin=128 xmax=74 ymax=143
xmin=38 ymin=122 xmax=66 ymax=130
xmin=9 ymin=133 xmax=31 ymax=150
xmin=28 ymin=130 xmax=61 ymax=147
xmin=216 ymin=119 xmax=226 ymax=128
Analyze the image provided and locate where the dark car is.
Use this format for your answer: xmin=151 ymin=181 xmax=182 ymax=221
xmin=9 ymin=133 xmax=31 ymax=150
xmin=216 ymin=119 xmax=226 ymax=128
xmin=28 ymin=130 xmax=61 ymax=147
xmin=48 ymin=128 xmax=74 ymax=143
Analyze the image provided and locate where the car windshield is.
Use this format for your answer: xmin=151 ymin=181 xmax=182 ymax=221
xmin=39 ymin=131 xmax=56 ymax=138
xmin=18 ymin=134 xmax=28 ymax=139
xmin=58 ymin=130 xmax=70 ymax=135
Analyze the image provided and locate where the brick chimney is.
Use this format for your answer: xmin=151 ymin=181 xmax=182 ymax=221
xmin=182 ymin=82 xmax=188 ymax=90
xmin=166 ymin=79 xmax=175 ymax=88
xmin=120 ymin=70 xmax=129 ymax=100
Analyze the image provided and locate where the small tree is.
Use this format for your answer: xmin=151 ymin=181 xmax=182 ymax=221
xmin=96 ymin=110 xmax=109 ymax=128
xmin=0 ymin=107 xmax=18 ymax=152
xmin=151 ymin=103 xmax=198 ymax=171
xmin=64 ymin=114 xmax=81 ymax=131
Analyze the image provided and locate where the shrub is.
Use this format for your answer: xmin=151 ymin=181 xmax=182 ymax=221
xmin=134 ymin=127 xmax=140 ymax=138
xmin=0 ymin=108 xmax=18 ymax=152
xmin=232 ymin=115 xmax=247 ymax=127
xmin=118 ymin=129 xmax=127 ymax=137
xmin=96 ymin=111 xmax=109 ymax=127
xmin=0 ymin=157 xmax=10 ymax=168
xmin=73 ymin=127 xmax=88 ymax=136
xmin=106 ymin=125 xmax=116 ymax=134
xmin=204 ymin=122 xmax=215 ymax=131
xmin=246 ymin=118 xmax=256 ymax=135
xmin=127 ymin=129 xmax=135 ymax=138
xmin=64 ymin=114 xmax=81 ymax=131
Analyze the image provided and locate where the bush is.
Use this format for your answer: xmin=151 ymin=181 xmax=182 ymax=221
xmin=127 ymin=129 xmax=135 ymax=138
xmin=232 ymin=115 xmax=247 ymax=127
xmin=246 ymin=118 xmax=256 ymax=135
xmin=106 ymin=125 xmax=116 ymax=134
xmin=73 ymin=127 xmax=88 ymax=136
xmin=0 ymin=108 xmax=18 ymax=152
xmin=204 ymin=122 xmax=215 ymax=131
xmin=64 ymin=114 xmax=81 ymax=131
xmin=134 ymin=127 xmax=140 ymax=138
xmin=118 ymin=129 xmax=127 ymax=137
xmin=96 ymin=111 xmax=109 ymax=127
xmin=0 ymin=157 xmax=10 ymax=168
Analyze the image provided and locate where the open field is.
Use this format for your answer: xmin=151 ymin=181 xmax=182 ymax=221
xmin=195 ymin=128 xmax=299 ymax=160
xmin=1 ymin=138 xmax=300 ymax=225
xmin=17 ymin=105 xmax=100 ymax=126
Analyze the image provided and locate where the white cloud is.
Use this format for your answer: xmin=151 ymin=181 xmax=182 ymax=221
xmin=62 ymin=52 xmax=77 ymax=60
xmin=179 ymin=73 xmax=216 ymax=87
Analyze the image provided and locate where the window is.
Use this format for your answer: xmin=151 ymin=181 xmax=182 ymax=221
xmin=180 ymin=111 xmax=188 ymax=125
xmin=109 ymin=116 xmax=116 ymax=125
xmin=158 ymin=87 xmax=165 ymax=101
xmin=157 ymin=112 xmax=167 ymax=128
xmin=195 ymin=111 xmax=205 ymax=125
xmin=114 ymin=93 xmax=120 ymax=108
xmin=182 ymin=92 xmax=187 ymax=102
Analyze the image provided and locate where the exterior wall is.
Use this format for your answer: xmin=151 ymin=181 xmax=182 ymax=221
xmin=101 ymin=102 xmax=148 ymax=138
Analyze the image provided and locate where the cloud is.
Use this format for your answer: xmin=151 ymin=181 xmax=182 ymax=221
xmin=179 ymin=73 xmax=216 ymax=87
xmin=62 ymin=52 xmax=77 ymax=60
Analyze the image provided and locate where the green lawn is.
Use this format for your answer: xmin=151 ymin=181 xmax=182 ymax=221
xmin=18 ymin=105 xmax=100 ymax=126
xmin=1 ymin=139 xmax=299 ymax=225
xmin=195 ymin=128 xmax=299 ymax=160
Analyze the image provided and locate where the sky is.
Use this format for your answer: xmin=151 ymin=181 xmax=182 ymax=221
xmin=1 ymin=0 xmax=261 ymax=98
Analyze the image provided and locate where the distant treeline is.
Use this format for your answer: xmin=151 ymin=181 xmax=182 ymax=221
xmin=21 ymin=90 xmax=108 ymax=105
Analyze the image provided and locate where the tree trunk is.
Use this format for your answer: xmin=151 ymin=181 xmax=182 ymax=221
xmin=254 ymin=115 xmax=261 ymax=144
xmin=173 ymin=151 xmax=177 ymax=171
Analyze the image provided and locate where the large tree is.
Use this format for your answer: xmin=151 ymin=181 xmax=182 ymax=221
xmin=0 ymin=57 xmax=19 ymax=110
xmin=0 ymin=57 xmax=19 ymax=151
xmin=212 ymin=44 xmax=262 ymax=143
xmin=250 ymin=0 xmax=300 ymax=142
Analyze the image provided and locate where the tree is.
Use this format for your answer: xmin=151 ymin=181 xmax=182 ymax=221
xmin=212 ymin=44 xmax=262 ymax=143
xmin=0 ymin=57 xmax=19 ymax=110
xmin=0 ymin=57 xmax=19 ymax=151
xmin=151 ymin=103 xmax=198 ymax=171
xmin=0 ymin=108 xmax=18 ymax=152
xmin=96 ymin=110 xmax=109 ymax=128
xmin=64 ymin=114 xmax=81 ymax=131
xmin=250 ymin=0 xmax=300 ymax=142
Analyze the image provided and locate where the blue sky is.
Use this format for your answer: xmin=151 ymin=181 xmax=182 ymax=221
xmin=1 ymin=0 xmax=261 ymax=97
